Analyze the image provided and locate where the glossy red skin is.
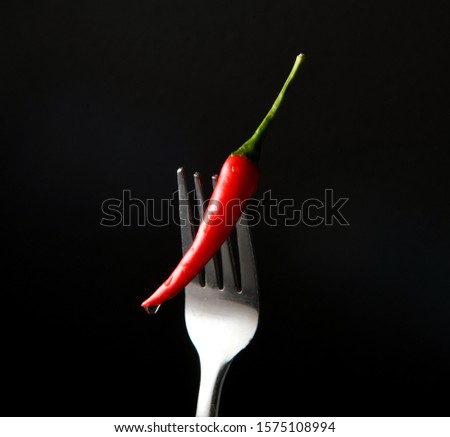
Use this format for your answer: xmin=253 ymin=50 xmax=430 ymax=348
xmin=141 ymin=155 xmax=259 ymax=308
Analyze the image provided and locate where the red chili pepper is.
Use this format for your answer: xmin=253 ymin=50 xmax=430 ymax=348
xmin=141 ymin=54 xmax=304 ymax=312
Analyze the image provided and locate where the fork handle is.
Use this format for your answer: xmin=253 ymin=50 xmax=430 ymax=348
xmin=195 ymin=358 xmax=233 ymax=417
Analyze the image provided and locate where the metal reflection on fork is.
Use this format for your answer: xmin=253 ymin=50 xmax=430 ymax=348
xmin=177 ymin=167 xmax=260 ymax=417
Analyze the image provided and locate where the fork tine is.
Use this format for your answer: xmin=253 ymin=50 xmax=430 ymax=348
xmin=177 ymin=168 xmax=201 ymax=285
xmin=193 ymin=172 xmax=219 ymax=288
xmin=236 ymin=212 xmax=259 ymax=296
xmin=177 ymin=168 xmax=194 ymax=253
xmin=211 ymin=175 xmax=238 ymax=291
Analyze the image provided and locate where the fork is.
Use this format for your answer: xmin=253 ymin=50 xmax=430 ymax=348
xmin=177 ymin=167 xmax=259 ymax=417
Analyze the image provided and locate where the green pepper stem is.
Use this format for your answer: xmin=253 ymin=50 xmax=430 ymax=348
xmin=231 ymin=53 xmax=305 ymax=162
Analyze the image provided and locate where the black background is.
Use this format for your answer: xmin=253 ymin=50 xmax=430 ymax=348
xmin=2 ymin=0 xmax=449 ymax=417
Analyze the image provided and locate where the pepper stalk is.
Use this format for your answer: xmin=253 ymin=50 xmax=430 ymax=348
xmin=231 ymin=53 xmax=305 ymax=163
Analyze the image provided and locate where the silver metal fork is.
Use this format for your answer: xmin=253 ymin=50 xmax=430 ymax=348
xmin=177 ymin=167 xmax=259 ymax=417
